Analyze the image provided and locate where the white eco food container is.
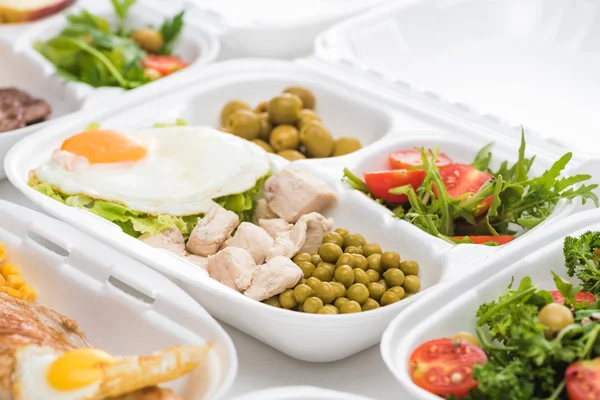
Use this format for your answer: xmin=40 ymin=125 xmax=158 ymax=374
xmin=231 ymin=386 xmax=377 ymax=400
xmin=0 ymin=0 xmax=219 ymax=180
xmin=0 ymin=199 xmax=237 ymax=399
xmin=381 ymin=207 xmax=600 ymax=399
xmin=316 ymin=0 xmax=600 ymax=152
xmin=5 ymin=57 xmax=600 ymax=362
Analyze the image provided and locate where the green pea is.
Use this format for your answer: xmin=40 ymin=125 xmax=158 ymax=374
xmin=306 ymin=277 xmax=321 ymax=291
xmin=264 ymin=296 xmax=281 ymax=308
xmin=336 ymin=253 xmax=355 ymax=268
xmin=367 ymin=282 xmax=386 ymax=301
xmin=353 ymin=268 xmax=371 ymax=285
xmin=293 ymin=253 xmax=312 ymax=264
xmin=293 ymin=284 xmax=314 ymax=304
xmin=317 ymin=261 xmax=335 ymax=275
xmin=352 ymin=254 xmax=368 ymax=270
xmin=388 ymin=286 xmax=405 ymax=300
xmin=317 ymin=305 xmax=339 ymax=314
xmin=300 ymin=278 xmax=307 ymax=285
xmin=384 ymin=268 xmax=405 ymax=287
xmin=381 ymin=291 xmax=400 ymax=306
xmin=334 ymin=265 xmax=354 ymax=288
xmin=313 ymin=266 xmax=333 ymax=281
xmin=322 ymin=232 xmax=344 ymax=247
xmin=366 ymin=269 xmax=380 ymax=282
xmin=347 ymin=283 xmax=369 ymax=305
xmin=345 ymin=246 xmax=363 ymax=255
xmin=331 ymin=282 xmax=346 ymax=298
xmin=335 ymin=228 xmax=349 ymax=238
xmin=303 ymin=297 xmax=324 ymax=313
xmin=310 ymin=254 xmax=322 ymax=266
xmin=403 ymin=275 xmax=421 ymax=293
xmin=363 ymin=243 xmax=382 ymax=258
xmin=340 ymin=300 xmax=362 ymax=314
xmin=297 ymin=261 xmax=315 ymax=279
xmin=367 ymin=254 xmax=382 ymax=272
xmin=334 ymin=297 xmax=350 ymax=309
xmin=378 ymin=279 xmax=389 ymax=290
xmin=315 ymin=282 xmax=336 ymax=304
xmin=343 ymin=233 xmax=366 ymax=249
xmin=319 ymin=243 xmax=343 ymax=263
xmin=362 ymin=298 xmax=381 ymax=311
xmin=400 ymin=260 xmax=419 ymax=276
xmin=381 ymin=251 xmax=401 ymax=270
xmin=279 ymin=289 xmax=297 ymax=309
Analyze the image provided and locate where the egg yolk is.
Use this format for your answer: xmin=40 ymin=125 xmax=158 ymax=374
xmin=60 ymin=130 xmax=147 ymax=164
xmin=47 ymin=348 xmax=116 ymax=391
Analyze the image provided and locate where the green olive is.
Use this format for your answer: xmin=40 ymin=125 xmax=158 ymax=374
xmin=366 ymin=269 xmax=380 ymax=282
xmin=353 ymin=269 xmax=371 ymax=285
xmin=268 ymin=93 xmax=303 ymax=125
xmin=352 ymin=254 xmax=368 ymax=270
xmin=367 ymin=282 xmax=386 ymax=301
xmin=319 ymin=243 xmax=343 ymax=263
xmin=293 ymin=284 xmax=314 ymax=304
xmin=334 ymin=265 xmax=354 ymax=288
xmin=255 ymin=101 xmax=269 ymax=114
xmin=299 ymin=121 xmax=334 ymax=158
xmin=306 ymin=277 xmax=321 ymax=291
xmin=297 ymin=261 xmax=315 ymax=279
xmin=343 ymin=233 xmax=367 ymax=249
xmin=219 ymin=126 xmax=233 ymax=134
xmin=384 ymin=268 xmax=405 ymax=287
xmin=263 ymin=296 xmax=281 ymax=308
xmin=381 ymin=251 xmax=401 ymax=270
xmin=367 ymin=254 xmax=382 ymax=272
xmin=336 ymin=253 xmax=355 ymax=268
xmin=297 ymin=109 xmax=321 ymax=130
xmin=400 ymin=260 xmax=419 ymax=276
xmin=362 ymin=298 xmax=381 ymax=311
xmin=345 ymin=246 xmax=363 ymax=255
xmin=314 ymin=282 xmax=336 ymax=304
xmin=303 ymin=297 xmax=324 ymax=313
xmin=269 ymin=125 xmax=300 ymax=152
xmin=381 ymin=291 xmax=400 ymax=306
xmin=279 ymin=289 xmax=297 ymax=309
xmin=313 ymin=266 xmax=333 ymax=281
xmin=340 ymin=300 xmax=362 ymax=314
xmin=226 ymin=110 xmax=261 ymax=140
xmin=310 ymin=254 xmax=322 ymax=266
xmin=378 ymin=279 xmax=389 ymax=290
xmin=363 ymin=243 xmax=382 ymax=258
xmin=331 ymin=282 xmax=346 ymax=298
xmin=322 ymin=232 xmax=344 ymax=247
xmin=347 ymin=283 xmax=369 ymax=305
xmin=283 ymin=86 xmax=316 ymax=109
xmin=388 ymin=286 xmax=405 ymax=300
xmin=251 ymin=139 xmax=274 ymax=153
xmin=277 ymin=149 xmax=306 ymax=161
xmin=293 ymin=253 xmax=312 ymax=264
xmin=332 ymin=137 xmax=362 ymax=157
xmin=131 ymin=28 xmax=164 ymax=53
xmin=318 ymin=305 xmax=339 ymax=314
xmin=334 ymin=297 xmax=350 ymax=309
xmin=452 ymin=332 xmax=481 ymax=348
xmin=335 ymin=228 xmax=349 ymax=238
xmin=539 ymin=303 xmax=574 ymax=336
xmin=403 ymin=275 xmax=421 ymax=293
xmin=257 ymin=112 xmax=273 ymax=141
xmin=221 ymin=100 xmax=251 ymax=126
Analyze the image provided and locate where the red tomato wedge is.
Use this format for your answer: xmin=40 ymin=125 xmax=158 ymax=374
xmin=364 ymin=170 xmax=426 ymax=204
xmin=566 ymin=358 xmax=600 ymax=400
xmin=141 ymin=55 xmax=188 ymax=77
xmin=550 ymin=290 xmax=596 ymax=305
xmin=409 ymin=338 xmax=487 ymax=398
xmin=452 ymin=236 xmax=514 ymax=245
xmin=389 ymin=149 xmax=453 ymax=169
xmin=439 ymin=164 xmax=494 ymax=215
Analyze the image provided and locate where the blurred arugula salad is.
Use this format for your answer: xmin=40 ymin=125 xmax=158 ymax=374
xmin=343 ymin=131 xmax=599 ymax=245
xmin=35 ymin=0 xmax=188 ymax=90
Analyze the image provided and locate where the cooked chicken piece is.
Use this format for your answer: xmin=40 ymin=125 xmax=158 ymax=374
xmin=265 ymin=169 xmax=338 ymax=222
xmin=266 ymin=219 xmax=307 ymax=261
xmin=141 ymin=228 xmax=186 ymax=256
xmin=113 ymin=387 xmax=183 ymax=400
xmin=186 ymin=203 xmax=239 ymax=256
xmin=184 ymin=253 xmax=208 ymax=271
xmin=297 ymin=212 xmax=334 ymax=254
xmin=259 ymin=218 xmax=293 ymax=239
xmin=253 ymin=198 xmax=278 ymax=222
xmin=207 ymin=247 xmax=257 ymax=292
xmin=223 ymin=222 xmax=274 ymax=264
xmin=244 ymin=256 xmax=303 ymax=301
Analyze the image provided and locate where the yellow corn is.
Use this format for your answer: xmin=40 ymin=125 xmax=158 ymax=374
xmin=0 ymin=243 xmax=5 ymax=264
xmin=1 ymin=264 xmax=19 ymax=280
xmin=2 ymin=287 xmax=21 ymax=299
xmin=19 ymin=284 xmax=36 ymax=302
xmin=6 ymin=275 xmax=24 ymax=290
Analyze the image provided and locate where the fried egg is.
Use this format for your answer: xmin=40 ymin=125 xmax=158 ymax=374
xmin=33 ymin=126 xmax=271 ymax=216
xmin=12 ymin=344 xmax=211 ymax=400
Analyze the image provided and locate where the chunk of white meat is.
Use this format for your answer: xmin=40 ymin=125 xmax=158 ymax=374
xmin=184 ymin=253 xmax=208 ymax=271
xmin=265 ymin=169 xmax=337 ymax=223
xmin=207 ymin=247 xmax=256 ymax=292
xmin=244 ymin=256 xmax=303 ymax=301
xmin=253 ymin=198 xmax=278 ymax=222
xmin=266 ymin=219 xmax=307 ymax=261
xmin=223 ymin=222 xmax=274 ymax=264
xmin=140 ymin=228 xmax=186 ymax=256
xmin=297 ymin=212 xmax=334 ymax=254
xmin=258 ymin=218 xmax=293 ymax=239
xmin=186 ymin=203 xmax=239 ymax=256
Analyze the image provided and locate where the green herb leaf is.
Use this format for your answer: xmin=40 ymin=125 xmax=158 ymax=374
xmin=159 ymin=11 xmax=185 ymax=55
xmin=111 ymin=0 xmax=137 ymax=22
xmin=471 ymin=142 xmax=494 ymax=172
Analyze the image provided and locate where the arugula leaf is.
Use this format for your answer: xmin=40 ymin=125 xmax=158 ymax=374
xmin=153 ymin=119 xmax=189 ymax=128
xmin=159 ymin=11 xmax=185 ymax=55
xmin=342 ymin=168 xmax=371 ymax=195
xmin=66 ymin=11 xmax=110 ymax=33
xmin=471 ymin=142 xmax=494 ymax=172
xmin=552 ymin=271 xmax=588 ymax=309
xmin=563 ymin=231 xmax=600 ymax=293
xmin=111 ymin=0 xmax=137 ymax=23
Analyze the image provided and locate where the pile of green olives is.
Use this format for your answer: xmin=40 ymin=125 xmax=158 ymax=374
xmin=219 ymin=87 xmax=362 ymax=160
xmin=262 ymin=228 xmax=421 ymax=314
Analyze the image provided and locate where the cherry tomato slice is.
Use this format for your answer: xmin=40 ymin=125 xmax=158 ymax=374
xmin=389 ymin=149 xmax=453 ymax=170
xmin=141 ymin=55 xmax=189 ymax=77
xmin=438 ymin=164 xmax=494 ymax=215
xmin=409 ymin=338 xmax=487 ymax=398
xmin=550 ymin=290 xmax=596 ymax=305
xmin=452 ymin=236 xmax=514 ymax=245
xmin=566 ymin=358 xmax=600 ymax=400
xmin=363 ymin=169 xmax=426 ymax=204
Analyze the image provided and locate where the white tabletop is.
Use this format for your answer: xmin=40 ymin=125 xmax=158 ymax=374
xmin=0 ymin=179 xmax=401 ymax=399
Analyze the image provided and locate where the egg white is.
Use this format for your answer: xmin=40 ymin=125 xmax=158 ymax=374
xmin=34 ymin=126 xmax=271 ymax=216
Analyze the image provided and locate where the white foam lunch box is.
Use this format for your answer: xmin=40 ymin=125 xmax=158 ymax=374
xmin=0 ymin=199 xmax=237 ymax=399
xmin=230 ymin=386 xmax=377 ymax=400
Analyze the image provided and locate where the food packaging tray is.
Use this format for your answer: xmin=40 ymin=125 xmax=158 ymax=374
xmin=230 ymin=386 xmax=376 ymax=400
xmin=0 ymin=199 xmax=237 ymax=399
xmin=6 ymin=57 xmax=600 ymax=362
xmin=380 ymin=206 xmax=600 ymax=399
xmin=316 ymin=0 xmax=600 ymax=153
xmin=0 ymin=0 xmax=219 ymax=180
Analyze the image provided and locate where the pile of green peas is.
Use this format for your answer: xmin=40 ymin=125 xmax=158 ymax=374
xmin=262 ymin=228 xmax=421 ymax=314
